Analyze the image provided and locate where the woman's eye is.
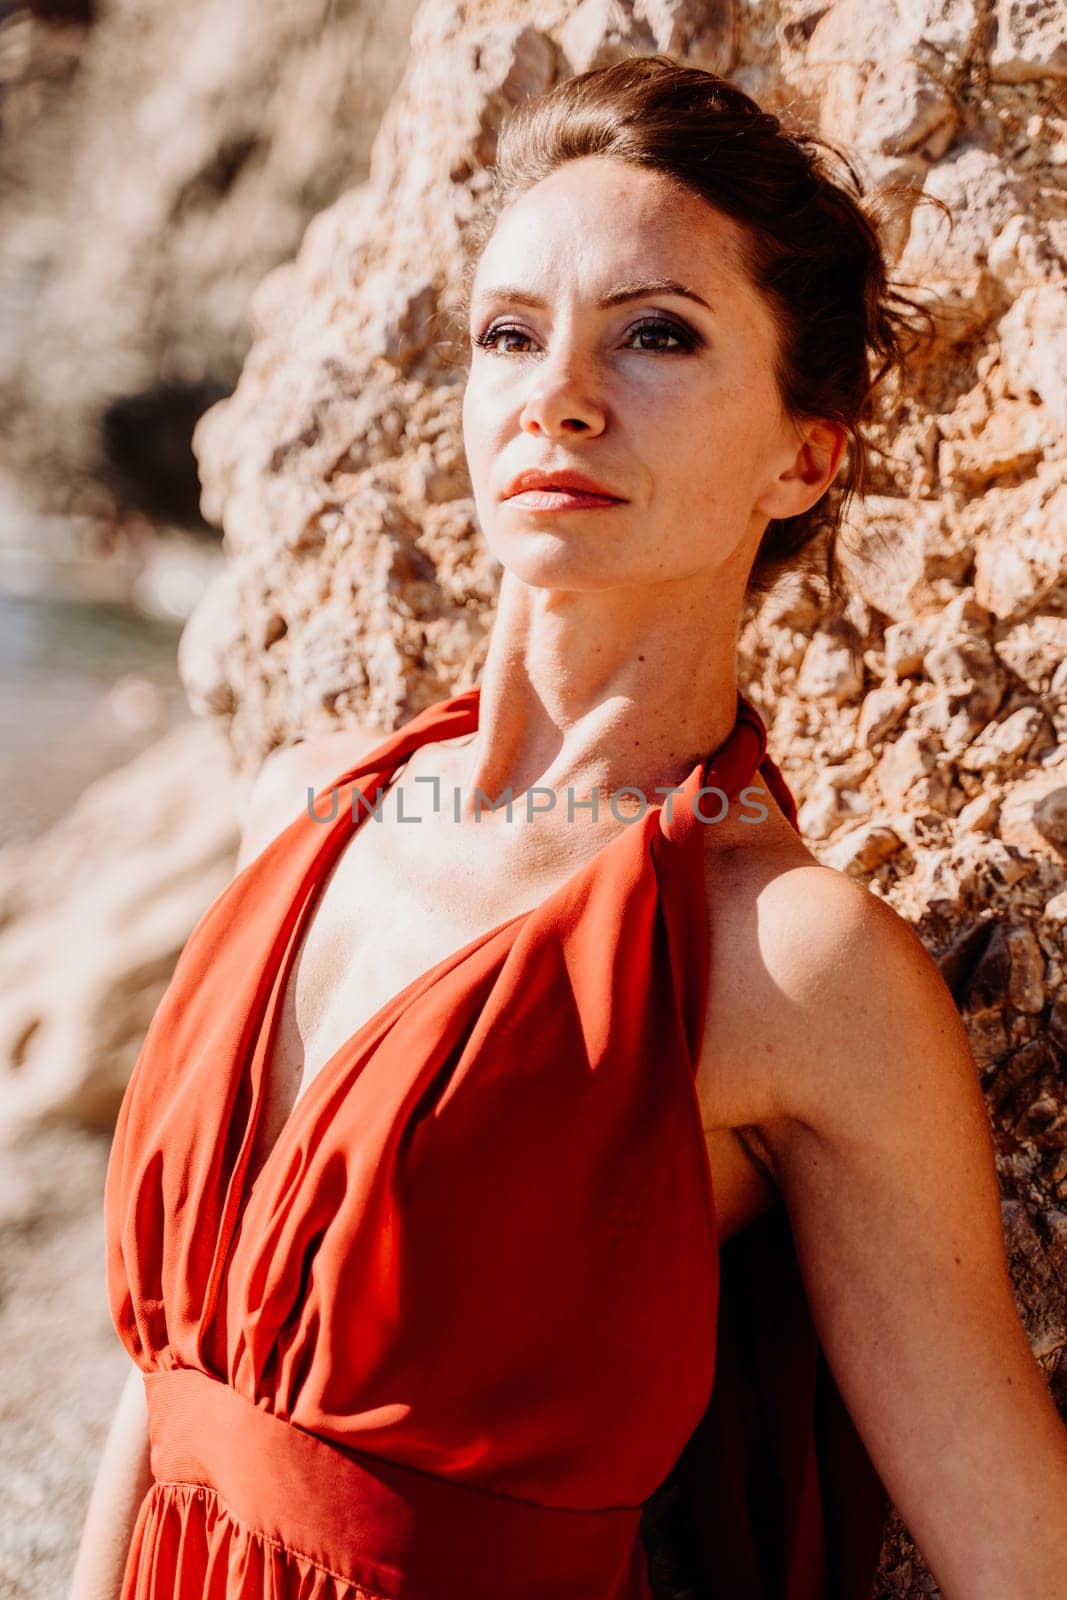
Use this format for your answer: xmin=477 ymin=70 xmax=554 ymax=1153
xmin=626 ymin=316 xmax=694 ymax=352
xmin=471 ymin=315 xmax=696 ymax=356
xmin=472 ymin=323 xmax=534 ymax=355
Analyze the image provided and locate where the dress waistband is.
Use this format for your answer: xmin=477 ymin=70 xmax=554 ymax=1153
xmin=144 ymin=1368 xmax=649 ymax=1599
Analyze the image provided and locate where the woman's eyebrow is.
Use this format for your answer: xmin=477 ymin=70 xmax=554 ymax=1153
xmin=471 ymin=277 xmax=712 ymax=312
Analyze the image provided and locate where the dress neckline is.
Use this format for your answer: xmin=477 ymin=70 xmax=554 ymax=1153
xmin=202 ymin=682 xmax=769 ymax=1323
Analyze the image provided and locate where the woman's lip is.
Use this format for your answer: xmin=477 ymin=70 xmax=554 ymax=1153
xmin=506 ymin=489 xmax=625 ymax=510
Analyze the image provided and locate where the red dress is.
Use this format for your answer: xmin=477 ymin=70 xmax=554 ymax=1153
xmin=104 ymin=684 xmax=887 ymax=1599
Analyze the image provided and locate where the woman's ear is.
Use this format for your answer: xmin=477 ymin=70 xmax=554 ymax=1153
xmin=755 ymin=419 xmax=847 ymax=520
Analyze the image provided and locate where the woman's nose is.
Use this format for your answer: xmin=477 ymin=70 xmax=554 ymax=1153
xmin=519 ymin=355 xmax=606 ymax=437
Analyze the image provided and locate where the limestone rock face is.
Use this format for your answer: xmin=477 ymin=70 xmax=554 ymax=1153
xmin=182 ymin=3 xmax=1066 ymax=1591
xmin=0 ymin=0 xmax=421 ymax=520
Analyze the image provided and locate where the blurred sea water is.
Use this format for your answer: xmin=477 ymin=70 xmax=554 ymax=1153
xmin=0 ymin=587 xmax=193 ymax=846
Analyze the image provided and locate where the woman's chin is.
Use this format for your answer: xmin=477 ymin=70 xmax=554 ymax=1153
xmin=484 ymin=525 xmax=636 ymax=590
xmin=489 ymin=550 xmax=624 ymax=591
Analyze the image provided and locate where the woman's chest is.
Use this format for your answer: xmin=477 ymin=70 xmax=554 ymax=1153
xmin=247 ymin=853 xmax=509 ymax=1176
xmin=245 ymin=810 xmax=604 ymax=1180
xmin=244 ymin=801 xmax=801 ymax=1230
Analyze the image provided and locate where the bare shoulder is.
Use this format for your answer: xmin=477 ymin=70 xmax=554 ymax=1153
xmin=236 ymin=723 xmax=389 ymax=871
xmin=699 ymin=810 xmax=956 ymax=1160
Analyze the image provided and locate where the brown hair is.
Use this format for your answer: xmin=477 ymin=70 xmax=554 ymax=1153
xmin=453 ymin=54 xmax=938 ymax=605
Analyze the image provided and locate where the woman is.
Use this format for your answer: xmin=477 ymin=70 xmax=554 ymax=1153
xmin=71 ymin=56 xmax=1067 ymax=1600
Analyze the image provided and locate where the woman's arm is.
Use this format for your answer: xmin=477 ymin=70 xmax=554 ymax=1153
xmin=753 ymin=869 xmax=1067 ymax=1600
xmin=68 ymin=1364 xmax=152 ymax=1600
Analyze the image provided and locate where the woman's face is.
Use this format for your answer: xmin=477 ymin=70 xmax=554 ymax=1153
xmin=461 ymin=154 xmax=838 ymax=594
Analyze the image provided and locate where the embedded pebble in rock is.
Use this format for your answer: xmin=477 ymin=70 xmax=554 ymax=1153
xmin=857 ymin=683 xmax=913 ymax=748
xmin=796 ymin=625 xmax=865 ymax=704
xmin=884 ymin=617 xmax=940 ymax=677
xmin=823 ymin=819 xmax=906 ymax=874
xmin=1032 ymin=787 xmax=1067 ymax=853
xmin=957 ymin=790 xmax=1002 ymax=833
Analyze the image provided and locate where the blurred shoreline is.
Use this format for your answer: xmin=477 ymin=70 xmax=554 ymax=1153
xmin=0 ymin=527 xmax=224 ymax=846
